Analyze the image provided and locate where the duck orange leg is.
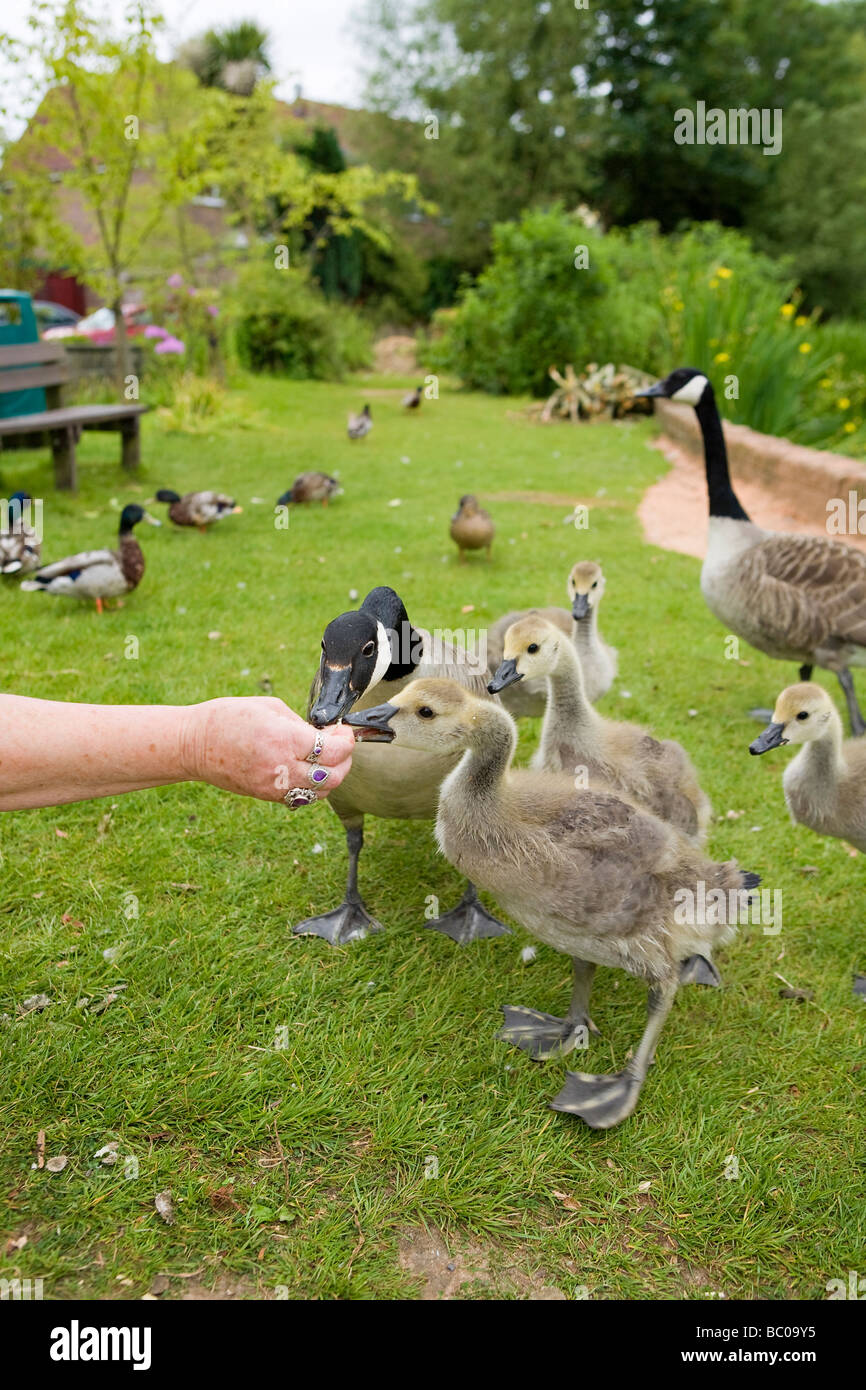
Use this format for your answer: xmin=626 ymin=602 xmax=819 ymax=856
xmin=95 ymin=597 xmax=104 ymax=615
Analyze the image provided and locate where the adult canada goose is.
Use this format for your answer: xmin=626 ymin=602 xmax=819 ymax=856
xmin=402 ymin=384 xmax=423 ymax=410
xmin=636 ymin=367 xmax=866 ymax=736
xmin=296 ymin=585 xmax=509 ymax=946
xmin=348 ymin=405 xmax=373 ymax=440
xmin=450 ymin=495 xmax=494 ymax=563
xmin=347 ymin=678 xmax=758 ymax=1129
xmin=486 ymin=561 xmax=617 ymax=718
xmin=0 ymin=492 xmax=41 ymax=574
xmin=489 ymin=614 xmax=712 ymax=847
xmin=20 ymin=504 xmax=159 ymax=612
xmin=277 ymin=472 xmax=342 ymax=507
xmin=155 ymin=489 xmax=240 ymax=531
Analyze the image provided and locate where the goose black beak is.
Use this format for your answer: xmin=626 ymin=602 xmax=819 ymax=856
xmin=632 ymin=382 xmax=665 ymax=399
xmin=310 ymin=666 xmax=357 ymax=727
xmin=344 ymin=702 xmax=397 ymax=743
xmin=749 ymin=722 xmax=788 ymax=755
xmin=571 ymin=593 xmax=590 ymax=620
xmin=488 ymin=658 xmax=523 ymax=693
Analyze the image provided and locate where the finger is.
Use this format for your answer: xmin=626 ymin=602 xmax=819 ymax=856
xmin=315 ymin=726 xmax=356 ymax=765
xmin=312 ymin=756 xmax=352 ymax=797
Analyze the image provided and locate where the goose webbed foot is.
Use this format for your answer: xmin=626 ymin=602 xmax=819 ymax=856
xmin=498 ymin=1005 xmax=597 ymax=1061
xmin=550 ymin=1069 xmax=644 ymax=1130
xmin=679 ymin=954 xmax=722 ymax=987
xmin=293 ymin=895 xmax=382 ymax=946
xmin=426 ymin=883 xmax=510 ymax=944
xmin=837 ymin=669 xmax=866 ymax=737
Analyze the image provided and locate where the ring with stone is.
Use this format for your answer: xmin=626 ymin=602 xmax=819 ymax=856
xmin=284 ymin=787 xmax=317 ymax=810
xmin=308 ymin=764 xmax=330 ymax=788
xmin=305 ymin=731 xmax=325 ymax=764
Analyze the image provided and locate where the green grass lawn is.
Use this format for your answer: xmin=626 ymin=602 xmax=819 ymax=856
xmin=1 ymin=372 xmax=863 ymax=1300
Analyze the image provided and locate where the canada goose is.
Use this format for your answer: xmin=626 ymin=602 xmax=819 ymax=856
xmin=402 ymin=385 xmax=423 ymax=410
xmin=277 ymin=472 xmax=342 ymax=507
xmin=750 ymin=683 xmax=866 ymax=851
xmin=348 ymin=405 xmax=373 ymax=440
xmin=636 ymin=368 xmax=866 ymax=736
xmin=20 ymin=504 xmax=159 ymax=612
xmin=347 ymin=678 xmax=758 ymax=1129
xmin=0 ymin=492 xmax=41 ymax=574
xmin=295 ymin=586 xmax=509 ymax=946
xmin=155 ymin=489 xmax=240 ymax=531
xmin=489 ymin=614 xmax=711 ymax=847
xmin=486 ymin=561 xmax=617 ymax=718
xmin=450 ymin=495 xmax=494 ymax=563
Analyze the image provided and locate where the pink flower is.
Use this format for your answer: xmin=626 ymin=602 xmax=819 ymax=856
xmin=207 ymin=304 xmax=219 ymax=318
xmin=155 ymin=335 xmax=185 ymax=355
xmin=166 ymin=273 xmax=183 ymax=289
xmin=143 ymin=324 xmax=168 ymax=339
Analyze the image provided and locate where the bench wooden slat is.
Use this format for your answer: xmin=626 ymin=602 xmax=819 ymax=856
xmin=0 ymin=403 xmax=150 ymax=435
xmin=0 ymin=364 xmax=70 ymax=393
xmin=0 ymin=341 xmax=67 ymax=367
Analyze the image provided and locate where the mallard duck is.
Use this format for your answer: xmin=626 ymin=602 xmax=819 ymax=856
xmin=450 ymin=494 xmax=494 ymax=563
xmin=402 ymin=384 xmax=423 ymax=409
xmin=20 ymin=504 xmax=159 ymax=612
xmin=347 ymin=678 xmax=758 ymax=1129
xmin=636 ymin=368 xmax=866 ymax=735
xmin=489 ymin=614 xmax=711 ymax=845
xmin=486 ymin=561 xmax=617 ymax=717
xmin=277 ymin=472 xmax=342 ymax=507
xmin=155 ymin=489 xmax=240 ymax=531
xmin=348 ymin=405 xmax=373 ymax=440
xmin=0 ymin=491 xmax=41 ymax=574
xmin=295 ymin=585 xmax=509 ymax=947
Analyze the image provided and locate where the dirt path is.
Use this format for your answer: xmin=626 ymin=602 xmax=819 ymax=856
xmin=640 ymin=436 xmax=866 ymax=558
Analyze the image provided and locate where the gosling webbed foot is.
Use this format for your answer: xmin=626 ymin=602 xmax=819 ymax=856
xmin=426 ymin=884 xmax=510 ymax=944
xmin=498 ymin=1005 xmax=597 ymax=1061
xmin=679 ymin=955 xmax=722 ymax=987
xmin=550 ymin=1068 xmax=644 ymax=1130
xmin=293 ymin=896 xmax=383 ymax=946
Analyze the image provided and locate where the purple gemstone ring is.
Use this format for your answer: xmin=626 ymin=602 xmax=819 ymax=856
xmin=305 ymin=731 xmax=325 ymax=764
xmin=308 ymin=765 xmax=330 ymax=787
xmin=284 ymin=787 xmax=317 ymax=810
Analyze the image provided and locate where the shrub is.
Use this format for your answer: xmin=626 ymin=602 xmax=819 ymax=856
xmin=228 ymin=263 xmax=371 ymax=379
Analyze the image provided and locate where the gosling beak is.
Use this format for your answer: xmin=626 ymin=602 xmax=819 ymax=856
xmin=344 ymin=702 xmax=397 ymax=743
xmin=632 ymin=382 xmax=664 ymax=399
xmin=143 ymin=511 xmax=162 ymax=527
xmin=488 ymin=658 xmax=522 ymax=693
xmin=310 ymin=666 xmax=357 ymax=727
xmin=571 ymin=593 xmax=590 ymax=620
xmin=749 ymin=722 xmax=788 ymax=755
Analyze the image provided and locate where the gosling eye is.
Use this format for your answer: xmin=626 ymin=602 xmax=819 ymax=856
xmin=361 ymin=640 xmax=376 ymax=658
xmin=796 ymin=711 xmax=809 ymax=721
xmin=591 ymin=581 xmax=598 ymax=589
xmin=418 ymin=706 xmax=435 ymax=719
xmin=527 ymin=643 xmax=539 ymax=654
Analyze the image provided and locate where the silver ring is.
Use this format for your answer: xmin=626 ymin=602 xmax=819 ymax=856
xmin=305 ymin=731 xmax=325 ymax=764
xmin=308 ymin=765 xmax=330 ymax=787
xmin=284 ymin=787 xmax=317 ymax=810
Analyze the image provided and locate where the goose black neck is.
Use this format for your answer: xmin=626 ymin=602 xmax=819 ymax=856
xmin=696 ymin=385 xmax=750 ymax=522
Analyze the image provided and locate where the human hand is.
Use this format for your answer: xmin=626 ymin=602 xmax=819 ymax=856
xmin=180 ymin=696 xmax=355 ymax=804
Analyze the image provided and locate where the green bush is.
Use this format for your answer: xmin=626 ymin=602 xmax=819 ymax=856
xmin=228 ymin=262 xmax=372 ymax=379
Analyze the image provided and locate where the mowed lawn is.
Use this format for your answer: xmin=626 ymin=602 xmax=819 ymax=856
xmin=0 ymin=372 xmax=863 ymax=1301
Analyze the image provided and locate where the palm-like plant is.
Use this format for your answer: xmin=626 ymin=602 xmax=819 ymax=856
xmin=178 ymin=22 xmax=271 ymax=96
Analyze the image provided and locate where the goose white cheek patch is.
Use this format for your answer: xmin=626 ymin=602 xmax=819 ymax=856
xmin=369 ymin=620 xmax=395 ymax=691
xmin=671 ymin=374 xmax=709 ymax=406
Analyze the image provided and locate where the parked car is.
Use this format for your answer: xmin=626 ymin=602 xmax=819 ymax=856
xmin=33 ymin=299 xmax=82 ymax=332
xmin=43 ymin=303 xmax=148 ymax=342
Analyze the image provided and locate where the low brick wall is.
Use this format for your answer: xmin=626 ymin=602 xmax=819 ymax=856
xmin=654 ymin=399 xmax=866 ymax=512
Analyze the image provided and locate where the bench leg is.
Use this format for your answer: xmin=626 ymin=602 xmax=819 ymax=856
xmin=121 ymin=417 xmax=140 ymax=472
xmin=51 ymin=427 xmax=77 ymax=492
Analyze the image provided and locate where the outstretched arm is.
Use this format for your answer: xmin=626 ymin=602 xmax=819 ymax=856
xmin=0 ymin=694 xmax=354 ymax=811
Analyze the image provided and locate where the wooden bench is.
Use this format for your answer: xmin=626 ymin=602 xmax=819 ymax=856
xmin=0 ymin=342 xmax=150 ymax=491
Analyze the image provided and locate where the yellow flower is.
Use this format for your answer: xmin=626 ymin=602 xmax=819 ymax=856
xmin=799 ymin=342 xmax=812 ymax=353
xmin=844 ymin=421 xmax=856 ymax=433
xmin=714 ymin=351 xmax=730 ymax=364
xmin=795 ymin=315 xmax=808 ymax=327
xmin=837 ymin=398 xmax=851 ymax=410
xmin=781 ymin=304 xmax=795 ymax=318
xmin=716 ymin=266 xmax=733 ymax=279
xmin=820 ymin=378 xmax=833 ymax=389
xmin=673 ymin=299 xmax=684 ymax=312
xmin=709 ymin=278 xmax=719 ymax=289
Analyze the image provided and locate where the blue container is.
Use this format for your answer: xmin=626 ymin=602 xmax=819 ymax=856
xmin=0 ymin=289 xmax=46 ymax=417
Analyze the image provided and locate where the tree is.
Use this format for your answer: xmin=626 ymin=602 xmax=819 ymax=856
xmin=177 ymin=21 xmax=272 ymax=96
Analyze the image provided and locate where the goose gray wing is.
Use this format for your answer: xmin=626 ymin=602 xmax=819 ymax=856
xmin=740 ymin=534 xmax=866 ymax=651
